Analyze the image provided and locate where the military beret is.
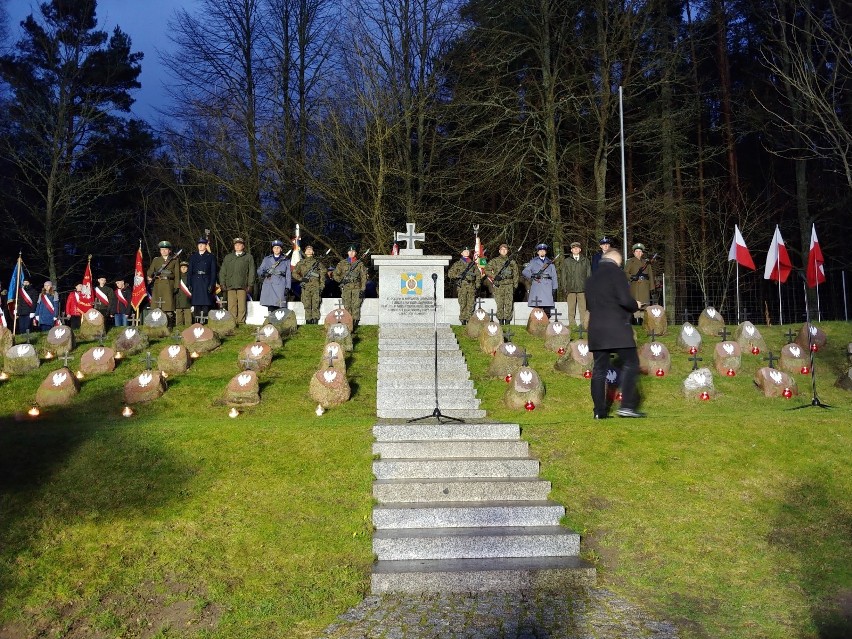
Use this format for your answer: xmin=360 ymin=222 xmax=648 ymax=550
xmin=632 ymin=243 xmax=646 ymax=251
xmin=158 ymin=240 xmax=172 ymax=249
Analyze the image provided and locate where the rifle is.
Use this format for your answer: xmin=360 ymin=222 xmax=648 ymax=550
xmin=492 ymin=246 xmax=521 ymax=284
xmin=261 ymin=250 xmax=293 ymax=278
xmin=453 ymin=258 xmax=478 ymax=287
xmin=629 ymin=253 xmax=658 ymax=282
xmin=300 ymin=249 xmax=332 ymax=282
xmin=339 ymin=249 xmax=371 ymax=286
xmin=529 ymin=254 xmax=561 ymax=281
xmin=151 ymin=249 xmax=183 ymax=280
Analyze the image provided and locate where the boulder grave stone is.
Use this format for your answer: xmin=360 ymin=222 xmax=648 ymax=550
xmin=697 ymin=307 xmax=725 ymax=337
xmin=795 ymin=323 xmax=827 ymax=351
xmin=478 ymin=321 xmax=503 ymax=355
xmin=779 ymin=343 xmax=808 ymax=373
xmin=326 ymin=323 xmax=353 ymax=352
xmin=488 ymin=341 xmax=526 ymax=378
xmin=544 ymin=321 xmax=571 ymax=352
xmin=181 ymin=324 xmax=220 ymax=354
xmin=46 ymin=325 xmax=75 ymax=356
xmin=223 ymin=370 xmax=260 ymax=406
xmin=113 ymin=326 xmax=149 ymax=356
xmin=266 ymin=308 xmax=298 ymax=335
xmin=734 ymin=321 xmax=767 ymax=354
xmin=35 ymin=367 xmax=80 ymax=407
xmin=682 ymin=367 xmax=717 ymax=399
xmin=124 ymin=370 xmax=168 ymax=404
xmin=255 ymin=324 xmax=283 ymax=349
xmin=321 ymin=342 xmax=347 ymax=372
xmin=554 ymin=339 xmax=593 ymax=377
xmin=713 ymin=341 xmax=742 ymax=375
xmin=754 ymin=367 xmax=798 ymax=398
xmin=503 ymin=365 xmax=545 ymax=409
xmin=80 ymin=346 xmax=116 ymax=375
xmin=465 ymin=307 xmax=490 ymax=338
xmin=143 ymin=308 xmax=171 ymax=338
xmin=639 ymin=341 xmax=671 ymax=375
xmin=207 ymin=308 xmax=237 ymax=336
xmin=526 ymin=308 xmax=550 ymax=337
xmin=323 ymin=307 xmax=353 ymax=332
xmin=309 ymin=367 xmax=351 ymax=408
xmin=676 ymin=322 xmax=702 ymax=353
xmin=239 ymin=342 xmax=273 ymax=372
xmin=79 ymin=309 xmax=106 ymax=340
xmin=158 ymin=344 xmax=191 ymax=376
xmin=643 ymin=305 xmax=667 ymax=336
xmin=3 ymin=342 xmax=40 ymax=375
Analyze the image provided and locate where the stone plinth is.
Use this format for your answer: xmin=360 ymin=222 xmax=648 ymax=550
xmin=80 ymin=346 xmax=116 ymax=375
xmin=159 ymin=344 xmax=190 ymax=375
xmin=543 ymin=323 xmax=571 ymax=352
xmin=46 ymin=325 xmax=74 ymax=356
xmin=754 ymin=367 xmax=798 ymax=398
xmin=714 ymin=342 xmax=742 ymax=374
xmin=4 ymin=343 xmax=40 ymax=374
xmin=643 ymin=305 xmax=667 ymax=336
xmin=371 ymin=255 xmax=451 ymax=325
xmin=310 ymin=368 xmax=351 ymax=407
xmin=36 ymin=367 xmax=80 ymax=407
xmin=504 ymin=366 xmax=545 ymax=409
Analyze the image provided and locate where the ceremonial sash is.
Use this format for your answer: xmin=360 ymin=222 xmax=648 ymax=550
xmin=41 ymin=293 xmax=56 ymax=316
xmin=180 ymin=279 xmax=192 ymax=298
xmin=19 ymin=286 xmax=33 ymax=307
xmin=1 ymin=308 xmax=6 ymax=328
xmin=116 ymin=288 xmax=128 ymax=309
xmin=95 ymin=287 xmax=110 ymax=305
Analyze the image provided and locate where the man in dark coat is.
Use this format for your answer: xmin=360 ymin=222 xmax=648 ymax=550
xmin=188 ymin=238 xmax=217 ymax=321
xmin=590 ymin=236 xmax=612 ymax=272
xmin=585 ymin=250 xmax=645 ymax=419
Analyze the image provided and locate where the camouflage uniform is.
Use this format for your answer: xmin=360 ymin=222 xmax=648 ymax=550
xmin=293 ymin=252 xmax=326 ymax=323
xmin=448 ymin=254 xmax=482 ymax=324
xmin=485 ymin=249 xmax=518 ymax=325
xmin=333 ymin=248 xmax=368 ymax=323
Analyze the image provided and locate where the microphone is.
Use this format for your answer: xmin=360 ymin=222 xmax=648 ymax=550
xmin=431 ymin=273 xmax=438 ymax=281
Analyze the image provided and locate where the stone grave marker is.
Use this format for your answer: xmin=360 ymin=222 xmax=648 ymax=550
xmin=239 ymin=342 xmax=273 ymax=372
xmin=676 ymin=322 xmax=702 ymax=353
xmin=113 ymin=326 xmax=149 ymax=356
xmin=639 ymin=340 xmax=671 ymax=376
xmin=44 ymin=324 xmax=75 ymax=356
xmin=35 ymin=367 xmax=80 ymax=407
xmin=80 ymin=345 xmax=116 ymax=375
xmin=310 ymin=367 xmax=351 ymax=408
xmin=836 ymin=366 xmax=852 ymax=392
xmin=713 ymin=341 xmax=742 ymax=374
xmin=4 ymin=342 xmax=40 ymax=375
xmin=779 ymin=343 xmax=808 ymax=373
xmin=326 ymin=323 xmax=353 ymax=352
xmin=0 ymin=326 xmax=12 ymax=353
xmin=754 ymin=367 xmax=798 ymax=398
xmin=223 ymin=370 xmax=260 ymax=406
xmin=321 ymin=342 xmax=347 ymax=372
xmin=554 ymin=339 xmax=593 ymax=377
xmin=181 ymin=323 xmax=220 ymax=354
xmin=266 ymin=307 xmax=298 ymax=335
xmin=526 ymin=307 xmax=550 ymax=337
xmin=643 ymin=305 xmax=667 ymax=336
xmin=504 ymin=365 xmax=545 ymax=409
xmin=488 ymin=341 xmax=526 ymax=378
xmin=79 ymin=308 xmax=106 ymax=340
xmin=465 ymin=307 xmax=490 ymax=338
xmin=124 ymin=370 xmax=168 ymax=404
xmin=682 ymin=367 xmax=716 ymax=399
xmin=158 ymin=344 xmax=190 ymax=375
xmin=207 ymin=308 xmax=237 ymax=336
xmin=697 ymin=307 xmax=725 ymax=337
xmin=734 ymin=321 xmax=767 ymax=353
xmin=795 ymin=323 xmax=827 ymax=351
xmin=255 ymin=324 xmax=283 ymax=349
xmin=544 ymin=321 xmax=571 ymax=352
xmin=143 ymin=308 xmax=171 ymax=338
xmin=478 ymin=321 xmax=503 ymax=355
xmin=323 ymin=307 xmax=353 ymax=332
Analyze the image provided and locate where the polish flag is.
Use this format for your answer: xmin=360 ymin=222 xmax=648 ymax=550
xmin=78 ymin=260 xmax=94 ymax=313
xmin=727 ymin=224 xmax=756 ymax=270
xmin=131 ymin=246 xmax=148 ymax=310
xmin=763 ymin=225 xmax=793 ymax=283
xmin=474 ymin=234 xmax=486 ymax=276
xmin=806 ymin=224 xmax=826 ymax=288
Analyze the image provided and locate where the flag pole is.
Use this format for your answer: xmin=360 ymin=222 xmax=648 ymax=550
xmin=777 ymin=236 xmax=782 ymax=325
xmin=736 ymin=262 xmax=740 ymax=325
xmin=815 ymin=259 xmax=822 ymax=321
xmin=12 ymin=252 xmax=22 ymax=338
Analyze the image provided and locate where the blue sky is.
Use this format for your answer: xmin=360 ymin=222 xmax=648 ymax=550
xmin=6 ymin=0 xmax=199 ymax=121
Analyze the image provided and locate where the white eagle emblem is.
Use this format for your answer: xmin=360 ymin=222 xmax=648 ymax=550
xmin=151 ymin=310 xmax=163 ymax=321
xmin=723 ymin=343 xmax=735 ymax=355
xmin=237 ymin=373 xmax=252 ymax=387
xmin=263 ymin=325 xmax=275 ymax=336
xmin=706 ymin=308 xmax=716 ymax=318
xmin=52 ymin=372 xmax=67 ymax=386
xmin=275 ymin=310 xmax=286 ymax=320
xmin=650 ymin=343 xmax=662 ymax=357
xmin=333 ymin=325 xmax=345 ymax=335
xmin=17 ymin=344 xmax=33 ymax=356
xmin=745 ymin=325 xmax=755 ymax=336
xmin=323 ymin=370 xmax=337 ymax=383
xmin=193 ymin=327 xmax=205 ymax=339
xmin=168 ymin=345 xmax=181 ymax=358
xmin=138 ymin=372 xmax=153 ymax=388
xmin=552 ymin=323 xmax=563 ymax=334
xmin=789 ymin=345 xmax=801 ymax=358
xmin=54 ymin=328 xmax=66 ymax=339
xmin=328 ymin=345 xmax=339 ymax=357
xmin=476 ymin=310 xmax=486 ymax=320
xmin=92 ymin=347 xmax=105 ymax=361
xmin=533 ymin=310 xmax=544 ymax=320
xmin=213 ymin=310 xmax=225 ymax=320
xmin=124 ymin=328 xmax=137 ymax=339
xmin=505 ymin=344 xmax=517 ymax=355
xmin=578 ymin=343 xmax=589 ymax=357
xmin=688 ymin=371 xmax=707 ymax=385
xmin=487 ymin=324 xmax=498 ymax=335
xmin=769 ymin=370 xmax=784 ymax=384
xmin=606 ymin=369 xmax=618 ymax=384
xmin=250 ymin=345 xmax=264 ymax=357
xmin=683 ymin=325 xmax=694 ymax=336
xmin=651 ymin=307 xmax=662 ymax=317
xmin=519 ymin=370 xmax=533 ymax=384
xmin=88 ymin=310 xmax=100 ymax=320
xmin=809 ymin=325 xmax=817 ymax=335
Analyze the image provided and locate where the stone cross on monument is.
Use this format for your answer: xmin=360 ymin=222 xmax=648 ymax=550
xmin=394 ymin=222 xmax=426 ymax=255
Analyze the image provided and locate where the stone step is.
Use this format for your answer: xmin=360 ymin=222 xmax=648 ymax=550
xmin=376 ymin=389 xmax=480 ymax=405
xmin=371 ymin=556 xmax=596 ymax=593
xmin=373 ymin=457 xmax=538 ymax=479
xmin=378 ymin=398 xmax=481 ymax=412
xmin=380 ymin=324 xmax=454 ymax=336
xmin=378 ymin=361 xmax=468 ymax=373
xmin=377 ymin=378 xmax=475 ymax=390
xmin=379 ymin=347 xmax=461 ymax=355
xmin=376 ymin=368 xmax=472 ymax=381
xmin=372 ymin=500 xmax=564 ymax=529
xmin=373 ymin=422 xmax=521 ymax=442
xmin=373 ymin=477 xmax=552 ymax=503
xmin=373 ymin=440 xmax=528 ymax=459
xmin=377 ymin=407 xmax=487 ymax=419
xmin=373 ymin=526 xmax=580 ymax=561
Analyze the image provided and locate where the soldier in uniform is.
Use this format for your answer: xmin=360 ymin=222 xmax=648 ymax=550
xmin=219 ymin=237 xmax=256 ymax=324
xmin=93 ymin=276 xmax=115 ymax=325
xmin=485 ymin=243 xmax=517 ymax=325
xmin=147 ymin=240 xmax=179 ymax=323
xmin=625 ymin=242 xmax=654 ymax=324
xmin=448 ymin=247 xmax=481 ymax=324
xmin=174 ymin=262 xmax=193 ymax=326
xmin=293 ymin=244 xmax=325 ymax=324
xmin=333 ymin=244 xmax=368 ymax=327
xmin=188 ymin=237 xmax=217 ymax=321
xmin=522 ymin=243 xmax=558 ymax=318
xmin=591 ymin=236 xmax=613 ymax=272
xmin=257 ymin=240 xmax=292 ymax=313
xmin=561 ymin=241 xmax=591 ymax=326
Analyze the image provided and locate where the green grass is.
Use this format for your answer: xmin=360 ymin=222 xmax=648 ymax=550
xmin=1 ymin=321 xmax=851 ymax=638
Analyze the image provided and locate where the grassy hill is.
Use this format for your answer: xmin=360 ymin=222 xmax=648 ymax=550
xmin=1 ymin=321 xmax=850 ymax=638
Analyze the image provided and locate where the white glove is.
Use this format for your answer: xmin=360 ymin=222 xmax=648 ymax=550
xmin=29 ymin=313 xmax=35 ymax=318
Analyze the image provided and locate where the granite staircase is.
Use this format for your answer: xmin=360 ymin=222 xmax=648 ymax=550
xmin=371 ymin=324 xmax=596 ymax=593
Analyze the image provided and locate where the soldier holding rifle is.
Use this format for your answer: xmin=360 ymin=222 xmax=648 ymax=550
xmin=257 ymin=240 xmax=292 ymax=313
xmin=147 ymin=240 xmax=180 ymax=323
xmin=625 ymin=242 xmax=654 ymax=324
xmin=448 ymin=247 xmax=482 ymax=325
xmin=522 ymin=243 xmax=559 ymax=318
xmin=293 ymin=245 xmax=326 ymax=324
xmin=333 ymin=244 xmax=368 ymax=327
xmin=485 ymin=243 xmax=518 ymax=325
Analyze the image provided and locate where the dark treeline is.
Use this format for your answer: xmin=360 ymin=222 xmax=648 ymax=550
xmin=1 ymin=0 xmax=849 ymax=309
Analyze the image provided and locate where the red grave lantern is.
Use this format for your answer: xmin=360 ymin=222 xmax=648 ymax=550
xmin=751 ymin=345 xmax=761 ymax=355
xmin=655 ymin=368 xmax=665 ymax=377
xmin=782 ymin=387 xmax=793 ymax=399
xmin=800 ymin=366 xmax=809 ymax=374
xmin=524 ymin=400 xmax=535 ymax=411
xmin=688 ymin=346 xmax=697 ymax=355
xmin=504 ymin=374 xmax=512 ymax=383
xmin=583 ymin=369 xmax=592 ymax=379
xmin=726 ymin=368 xmax=736 ymax=377
xmin=557 ymin=347 xmax=566 ymax=355
xmin=810 ymin=343 xmax=819 ymax=352
xmin=699 ymin=391 xmax=710 ymax=401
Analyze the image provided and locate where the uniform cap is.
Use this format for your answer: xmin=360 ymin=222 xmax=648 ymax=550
xmin=535 ymin=243 xmax=549 ymax=251
xmin=271 ymin=239 xmax=284 ymax=247
xmin=632 ymin=243 xmax=646 ymax=251
xmin=499 ymin=243 xmax=510 ymax=250
xmin=599 ymin=236 xmax=612 ymax=245
xmin=179 ymin=261 xmax=189 ymax=266
xmin=158 ymin=240 xmax=172 ymax=249
xmin=570 ymin=241 xmax=581 ymax=248
xmin=304 ymin=244 xmax=313 ymax=251
xmin=196 ymin=237 xmax=209 ymax=244
xmin=233 ymin=237 xmax=245 ymax=244
xmin=347 ymin=244 xmax=358 ymax=252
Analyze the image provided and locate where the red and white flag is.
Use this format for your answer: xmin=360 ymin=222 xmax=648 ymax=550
xmin=131 ymin=246 xmax=148 ymax=310
xmin=764 ymin=225 xmax=793 ymax=283
xmin=391 ymin=242 xmax=399 ymax=256
xmin=79 ymin=260 xmax=93 ymax=313
xmin=806 ymin=223 xmax=826 ymax=288
xmin=474 ymin=233 xmax=486 ymax=276
xmin=727 ymin=224 xmax=756 ymax=270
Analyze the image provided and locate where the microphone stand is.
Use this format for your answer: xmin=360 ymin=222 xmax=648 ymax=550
xmin=409 ymin=273 xmax=464 ymax=424
xmin=790 ymin=270 xmax=830 ymax=410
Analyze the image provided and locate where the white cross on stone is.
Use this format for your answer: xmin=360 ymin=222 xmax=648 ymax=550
xmin=394 ymin=222 xmax=426 ymax=255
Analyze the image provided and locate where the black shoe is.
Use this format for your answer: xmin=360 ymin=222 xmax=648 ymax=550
xmin=461 ymin=320 xmax=467 ymax=325
xmin=594 ymin=413 xmax=610 ymax=420
xmin=617 ymin=408 xmax=646 ymax=418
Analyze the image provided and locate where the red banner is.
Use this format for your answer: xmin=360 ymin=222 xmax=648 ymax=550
xmin=78 ymin=260 xmax=93 ymax=313
xmin=131 ymin=247 xmax=148 ymax=310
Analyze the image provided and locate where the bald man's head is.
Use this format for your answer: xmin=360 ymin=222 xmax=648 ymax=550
xmin=603 ymin=250 xmax=623 ymax=267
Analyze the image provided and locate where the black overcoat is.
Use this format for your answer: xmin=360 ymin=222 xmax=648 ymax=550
xmin=188 ymin=251 xmax=218 ymax=306
xmin=585 ymin=259 xmax=640 ymax=350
